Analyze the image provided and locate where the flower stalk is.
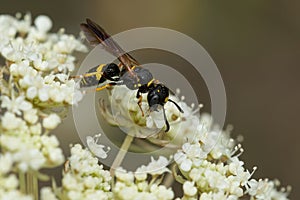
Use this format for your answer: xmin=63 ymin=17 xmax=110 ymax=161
xmin=18 ymin=171 xmax=26 ymax=194
xmin=110 ymin=134 xmax=134 ymax=176
xmin=26 ymin=171 xmax=38 ymax=200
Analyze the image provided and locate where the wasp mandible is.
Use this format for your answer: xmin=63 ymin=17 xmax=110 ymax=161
xmin=75 ymin=19 xmax=183 ymax=132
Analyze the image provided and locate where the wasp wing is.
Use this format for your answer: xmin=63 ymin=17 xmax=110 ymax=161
xmin=80 ymin=18 xmax=139 ymax=73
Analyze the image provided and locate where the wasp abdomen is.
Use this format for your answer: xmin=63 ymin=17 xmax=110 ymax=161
xmin=80 ymin=65 xmax=103 ymax=87
xmin=80 ymin=63 xmax=120 ymax=88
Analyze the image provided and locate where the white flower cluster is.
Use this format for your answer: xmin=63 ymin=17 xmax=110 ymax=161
xmin=99 ymin=86 xmax=150 ymax=137
xmin=0 ymin=14 xmax=86 ymax=107
xmin=99 ymin=86 xmax=200 ymax=140
xmin=58 ymin=143 xmax=174 ymax=200
xmin=173 ymin=116 xmax=291 ymax=199
xmin=99 ymin=86 xmax=206 ymax=145
xmin=0 ymin=13 xmax=86 ymax=168
xmin=245 ymin=179 xmax=291 ymax=200
xmin=0 ymin=13 xmax=86 ymax=197
xmin=0 ymin=152 xmax=33 ymax=200
xmin=60 ymin=144 xmax=112 ymax=200
xmin=98 ymin=86 xmax=290 ymax=199
xmin=114 ymin=156 xmax=174 ymax=200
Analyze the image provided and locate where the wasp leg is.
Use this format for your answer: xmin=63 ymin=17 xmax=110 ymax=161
xmin=70 ymin=71 xmax=102 ymax=79
xmin=136 ymin=90 xmax=145 ymax=117
xmin=69 ymin=75 xmax=83 ymax=79
xmin=95 ymin=82 xmax=117 ymax=91
xmin=162 ymin=106 xmax=170 ymax=132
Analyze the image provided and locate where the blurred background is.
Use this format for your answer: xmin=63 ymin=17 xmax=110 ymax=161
xmin=1 ymin=0 xmax=299 ymax=198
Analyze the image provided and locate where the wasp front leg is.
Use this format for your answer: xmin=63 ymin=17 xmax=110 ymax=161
xmin=136 ymin=89 xmax=145 ymax=117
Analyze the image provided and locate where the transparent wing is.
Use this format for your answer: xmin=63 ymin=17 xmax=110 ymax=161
xmin=80 ymin=18 xmax=139 ymax=74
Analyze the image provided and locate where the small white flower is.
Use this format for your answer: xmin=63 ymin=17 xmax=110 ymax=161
xmin=135 ymin=165 xmax=148 ymax=181
xmin=62 ymin=144 xmax=112 ymax=198
xmin=47 ymin=148 xmax=64 ymax=166
xmin=2 ymin=174 xmax=19 ymax=190
xmin=115 ymin=167 xmax=134 ymax=183
xmin=246 ymin=179 xmax=273 ymax=199
xmin=0 ymin=135 xmax=24 ymax=152
xmin=1 ymin=95 xmax=32 ymax=115
xmin=15 ymin=13 xmax=31 ymax=33
xmin=150 ymin=184 xmax=174 ymax=200
xmin=182 ymin=143 xmax=207 ymax=160
xmin=1 ymin=112 xmax=23 ymax=130
xmin=23 ymin=108 xmax=38 ymax=124
xmin=62 ymin=173 xmax=81 ymax=191
xmin=53 ymin=34 xmax=87 ymax=54
xmin=49 ymin=86 xmax=65 ymax=103
xmin=0 ymin=153 xmax=13 ymax=174
xmin=40 ymin=187 xmax=58 ymax=200
xmin=13 ymin=148 xmax=46 ymax=172
xmin=42 ymin=113 xmax=61 ymax=129
xmin=145 ymin=156 xmax=170 ymax=176
xmin=33 ymin=56 xmax=50 ymax=71
xmin=174 ymin=142 xmax=207 ymax=172
xmin=146 ymin=109 xmax=165 ymax=129
xmin=38 ymin=86 xmax=50 ymax=101
xmin=10 ymin=60 xmax=37 ymax=77
xmin=86 ymin=134 xmax=110 ymax=159
xmin=20 ymin=74 xmax=50 ymax=101
xmin=183 ymin=181 xmax=197 ymax=196
xmin=0 ymin=190 xmax=33 ymax=200
xmin=179 ymin=159 xmax=193 ymax=172
xmin=55 ymin=74 xmax=68 ymax=82
xmin=26 ymin=86 xmax=38 ymax=99
xmin=29 ymin=123 xmax=42 ymax=135
xmin=34 ymin=15 xmax=52 ymax=33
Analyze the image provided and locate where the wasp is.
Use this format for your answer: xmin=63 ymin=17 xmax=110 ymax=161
xmin=75 ymin=19 xmax=183 ymax=132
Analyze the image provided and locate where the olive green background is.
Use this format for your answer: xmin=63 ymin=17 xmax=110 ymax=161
xmin=1 ymin=0 xmax=299 ymax=198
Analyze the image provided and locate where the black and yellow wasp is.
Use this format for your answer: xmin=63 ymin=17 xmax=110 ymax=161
xmin=76 ymin=19 xmax=183 ymax=132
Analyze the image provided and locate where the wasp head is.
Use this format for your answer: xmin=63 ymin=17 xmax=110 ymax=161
xmin=147 ymin=84 xmax=169 ymax=111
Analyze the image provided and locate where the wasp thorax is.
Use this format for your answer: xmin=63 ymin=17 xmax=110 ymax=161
xmin=103 ymin=63 xmax=120 ymax=79
xmin=121 ymin=67 xmax=153 ymax=90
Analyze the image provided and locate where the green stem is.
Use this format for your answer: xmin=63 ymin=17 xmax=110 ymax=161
xmin=26 ymin=173 xmax=30 ymax=196
xmin=33 ymin=172 xmax=38 ymax=200
xmin=19 ymin=171 xmax=26 ymax=194
xmin=24 ymin=171 xmax=38 ymax=200
xmin=172 ymin=164 xmax=186 ymax=184
xmin=110 ymin=134 xmax=134 ymax=176
xmin=163 ymin=164 xmax=176 ymax=187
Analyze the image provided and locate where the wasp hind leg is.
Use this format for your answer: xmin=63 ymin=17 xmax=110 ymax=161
xmin=69 ymin=71 xmax=101 ymax=79
xmin=95 ymin=82 xmax=117 ymax=91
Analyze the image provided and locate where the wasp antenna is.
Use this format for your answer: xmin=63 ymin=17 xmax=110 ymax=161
xmin=162 ymin=106 xmax=170 ymax=132
xmin=168 ymin=99 xmax=184 ymax=113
